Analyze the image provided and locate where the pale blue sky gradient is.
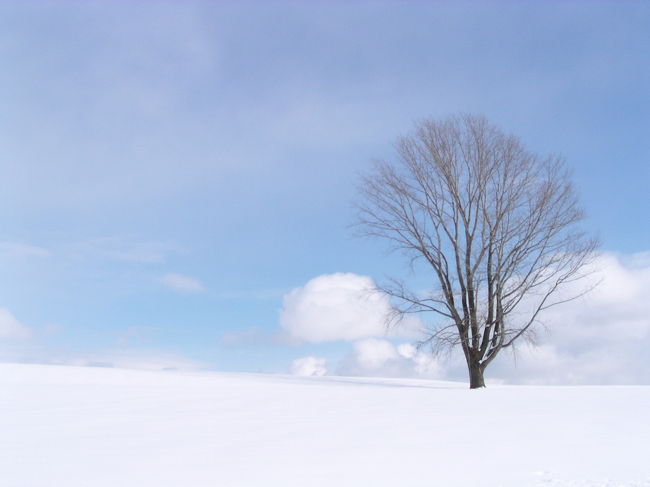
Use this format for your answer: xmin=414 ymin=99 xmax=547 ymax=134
xmin=1 ymin=2 xmax=649 ymax=381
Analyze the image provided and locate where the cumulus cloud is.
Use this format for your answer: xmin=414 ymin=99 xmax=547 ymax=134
xmin=161 ymin=273 xmax=205 ymax=293
xmin=338 ymin=338 xmax=442 ymax=379
xmin=0 ymin=309 xmax=32 ymax=340
xmin=280 ymin=273 xmax=421 ymax=343
xmin=291 ymin=356 xmax=327 ymax=377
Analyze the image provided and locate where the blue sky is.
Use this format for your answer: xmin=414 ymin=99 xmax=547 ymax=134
xmin=1 ymin=1 xmax=649 ymax=383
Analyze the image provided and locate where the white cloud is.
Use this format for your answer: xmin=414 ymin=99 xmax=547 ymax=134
xmin=338 ymin=338 xmax=442 ymax=379
xmin=280 ymin=273 xmax=421 ymax=343
xmin=291 ymin=356 xmax=327 ymax=377
xmin=0 ymin=309 xmax=32 ymax=340
xmin=161 ymin=273 xmax=205 ymax=293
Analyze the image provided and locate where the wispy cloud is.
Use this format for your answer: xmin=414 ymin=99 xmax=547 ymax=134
xmin=0 ymin=345 xmax=206 ymax=372
xmin=219 ymin=326 xmax=295 ymax=347
xmin=161 ymin=273 xmax=205 ymax=294
xmin=68 ymin=237 xmax=181 ymax=263
xmin=64 ymin=349 xmax=207 ymax=371
xmin=0 ymin=242 xmax=50 ymax=258
xmin=0 ymin=308 xmax=32 ymax=340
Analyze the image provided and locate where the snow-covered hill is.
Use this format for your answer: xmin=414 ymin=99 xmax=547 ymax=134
xmin=1 ymin=363 xmax=649 ymax=487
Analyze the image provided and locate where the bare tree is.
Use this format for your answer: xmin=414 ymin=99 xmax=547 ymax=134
xmin=356 ymin=114 xmax=598 ymax=388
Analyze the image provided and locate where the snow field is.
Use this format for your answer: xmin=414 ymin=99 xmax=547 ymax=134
xmin=1 ymin=363 xmax=649 ymax=487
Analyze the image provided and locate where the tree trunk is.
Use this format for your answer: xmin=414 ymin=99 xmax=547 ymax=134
xmin=468 ymin=361 xmax=486 ymax=389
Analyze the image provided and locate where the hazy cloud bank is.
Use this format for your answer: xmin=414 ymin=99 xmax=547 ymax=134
xmin=286 ymin=252 xmax=650 ymax=384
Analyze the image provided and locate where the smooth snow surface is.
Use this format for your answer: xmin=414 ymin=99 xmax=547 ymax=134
xmin=1 ymin=364 xmax=649 ymax=487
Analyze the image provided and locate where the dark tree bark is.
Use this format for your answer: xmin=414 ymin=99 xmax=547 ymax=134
xmin=468 ymin=360 xmax=485 ymax=389
xmin=355 ymin=114 xmax=597 ymax=389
